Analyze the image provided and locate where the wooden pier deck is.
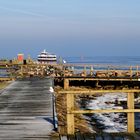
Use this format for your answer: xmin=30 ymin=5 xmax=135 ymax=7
xmin=1 ymin=62 xmax=140 ymax=137
xmin=0 ymin=78 xmax=57 ymax=140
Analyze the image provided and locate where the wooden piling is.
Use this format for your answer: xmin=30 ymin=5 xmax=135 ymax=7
xmin=67 ymin=93 xmax=74 ymax=134
xmin=130 ymin=66 xmax=132 ymax=79
xmin=20 ymin=65 xmax=24 ymax=76
xmin=127 ymin=92 xmax=135 ymax=133
xmin=136 ymin=66 xmax=139 ymax=77
xmin=84 ymin=66 xmax=86 ymax=76
xmin=64 ymin=79 xmax=69 ymax=90
xmin=90 ymin=66 xmax=93 ymax=76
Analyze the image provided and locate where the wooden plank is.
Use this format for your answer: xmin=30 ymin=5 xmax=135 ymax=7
xmin=58 ymin=89 xmax=140 ymax=94
xmin=0 ymin=77 xmax=13 ymax=81
xmin=127 ymin=93 xmax=135 ymax=133
xmin=67 ymin=94 xmax=74 ymax=135
xmin=64 ymin=79 xmax=69 ymax=90
xmin=56 ymin=76 xmax=140 ymax=81
xmin=71 ymin=109 xmax=140 ymax=114
xmin=0 ymin=78 xmax=54 ymax=139
xmin=63 ymin=77 xmax=140 ymax=82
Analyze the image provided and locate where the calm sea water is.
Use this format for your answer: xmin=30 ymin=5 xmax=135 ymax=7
xmin=64 ymin=56 xmax=140 ymax=66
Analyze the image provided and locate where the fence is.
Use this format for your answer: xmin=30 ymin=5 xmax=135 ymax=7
xmin=58 ymin=89 xmax=140 ymax=135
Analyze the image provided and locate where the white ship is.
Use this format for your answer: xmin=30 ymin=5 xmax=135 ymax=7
xmin=37 ymin=50 xmax=57 ymax=63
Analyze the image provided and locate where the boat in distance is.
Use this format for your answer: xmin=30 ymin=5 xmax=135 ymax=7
xmin=37 ymin=50 xmax=57 ymax=63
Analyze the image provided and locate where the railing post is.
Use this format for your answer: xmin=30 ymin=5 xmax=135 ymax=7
xmin=107 ymin=66 xmax=110 ymax=78
xmin=21 ymin=65 xmax=23 ymax=76
xmin=127 ymin=92 xmax=135 ymax=133
xmin=136 ymin=66 xmax=139 ymax=78
xmin=83 ymin=65 xmax=87 ymax=76
xmin=130 ymin=66 xmax=132 ymax=79
xmin=64 ymin=78 xmax=69 ymax=90
xmin=67 ymin=93 xmax=74 ymax=134
xmin=90 ymin=65 xmax=93 ymax=76
xmin=63 ymin=66 xmax=66 ymax=77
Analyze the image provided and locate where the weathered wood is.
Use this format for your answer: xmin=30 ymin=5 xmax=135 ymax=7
xmin=83 ymin=66 xmax=87 ymax=76
xmin=90 ymin=66 xmax=93 ymax=76
xmin=130 ymin=66 xmax=132 ymax=78
xmin=71 ymin=109 xmax=140 ymax=114
xmin=20 ymin=65 xmax=23 ymax=76
xmin=64 ymin=79 xmax=69 ymax=90
xmin=0 ymin=77 xmax=14 ymax=81
xmin=58 ymin=89 xmax=140 ymax=94
xmin=136 ymin=65 xmax=139 ymax=77
xmin=67 ymin=94 xmax=74 ymax=134
xmin=62 ymin=77 xmax=140 ymax=82
xmin=62 ymin=89 xmax=140 ymax=134
xmin=0 ymin=78 xmax=54 ymax=139
xmin=127 ymin=93 xmax=135 ymax=133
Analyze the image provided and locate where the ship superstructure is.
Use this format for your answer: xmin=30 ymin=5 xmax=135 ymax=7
xmin=37 ymin=50 xmax=57 ymax=63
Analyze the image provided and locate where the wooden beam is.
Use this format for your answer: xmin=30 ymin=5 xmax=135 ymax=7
xmin=67 ymin=94 xmax=74 ymax=134
xmin=127 ymin=93 xmax=135 ymax=133
xmin=70 ymin=109 xmax=140 ymax=114
xmin=64 ymin=77 xmax=140 ymax=82
xmin=84 ymin=65 xmax=87 ymax=76
xmin=64 ymin=79 xmax=69 ymax=90
xmin=58 ymin=89 xmax=140 ymax=94
xmin=0 ymin=77 xmax=14 ymax=81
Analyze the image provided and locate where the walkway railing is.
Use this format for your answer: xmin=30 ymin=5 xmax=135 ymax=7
xmin=62 ymin=64 xmax=140 ymax=79
xmin=1 ymin=62 xmax=140 ymax=79
xmin=58 ymin=89 xmax=140 ymax=135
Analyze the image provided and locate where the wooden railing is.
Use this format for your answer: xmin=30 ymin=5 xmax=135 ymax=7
xmin=58 ymin=89 xmax=140 ymax=134
xmin=62 ymin=64 xmax=140 ymax=79
xmin=1 ymin=63 xmax=140 ymax=80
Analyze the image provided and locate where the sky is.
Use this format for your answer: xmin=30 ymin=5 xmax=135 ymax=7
xmin=0 ymin=0 xmax=140 ymax=58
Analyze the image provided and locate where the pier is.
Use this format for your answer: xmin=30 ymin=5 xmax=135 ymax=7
xmin=54 ymin=64 xmax=140 ymax=136
xmin=1 ymin=62 xmax=140 ymax=138
xmin=0 ymin=78 xmax=58 ymax=140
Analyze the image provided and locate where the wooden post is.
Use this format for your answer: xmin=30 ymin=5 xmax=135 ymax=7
xmin=90 ymin=65 xmax=93 ymax=76
xmin=64 ymin=79 xmax=69 ymax=90
xmin=84 ymin=65 xmax=86 ymax=76
xmin=127 ymin=92 xmax=135 ymax=133
xmin=63 ymin=67 xmax=66 ymax=77
xmin=130 ymin=66 xmax=132 ymax=79
xmin=21 ymin=65 xmax=23 ymax=76
xmin=67 ymin=93 xmax=74 ymax=134
xmin=107 ymin=66 xmax=110 ymax=78
xmin=71 ymin=66 xmax=74 ymax=74
xmin=95 ymin=81 xmax=99 ymax=87
xmin=136 ymin=66 xmax=139 ymax=77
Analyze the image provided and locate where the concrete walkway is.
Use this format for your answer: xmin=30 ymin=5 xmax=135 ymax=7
xmin=0 ymin=78 xmax=56 ymax=140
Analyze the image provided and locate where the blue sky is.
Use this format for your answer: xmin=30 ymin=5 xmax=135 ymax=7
xmin=0 ymin=0 xmax=140 ymax=58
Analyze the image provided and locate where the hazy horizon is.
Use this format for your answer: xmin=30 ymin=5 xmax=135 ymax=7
xmin=0 ymin=0 xmax=140 ymax=58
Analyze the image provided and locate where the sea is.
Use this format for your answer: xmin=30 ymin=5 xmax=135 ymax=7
xmin=64 ymin=56 xmax=140 ymax=66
